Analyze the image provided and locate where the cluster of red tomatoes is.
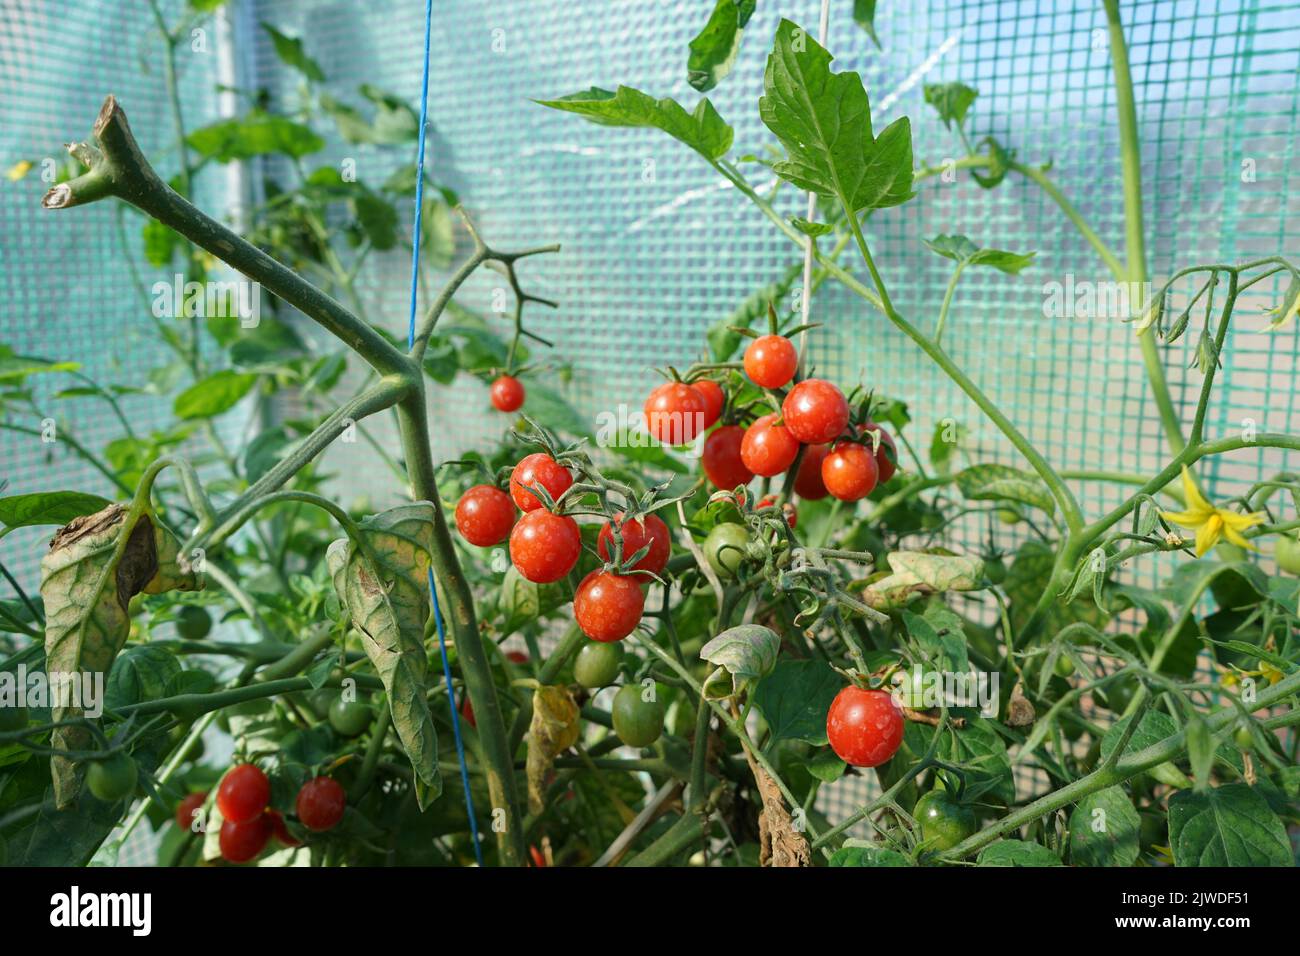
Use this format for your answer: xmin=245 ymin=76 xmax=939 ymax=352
xmin=454 ymin=454 xmax=666 ymax=643
xmin=188 ymin=763 xmax=347 ymax=863
xmin=643 ymin=332 xmax=897 ymax=506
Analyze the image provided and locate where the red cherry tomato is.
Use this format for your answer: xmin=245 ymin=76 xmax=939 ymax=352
xmin=744 ymin=334 xmax=798 ymax=389
xmin=529 ymin=844 xmax=548 ymax=867
xmin=510 ymin=453 xmax=574 ymax=512
xmin=490 ymin=375 xmax=525 ymax=412
xmin=175 ymin=790 xmax=207 ymax=832
xmin=596 ymin=512 xmax=671 ymax=574
xmin=267 ymin=809 xmax=302 ymax=847
xmin=509 ymin=509 xmax=582 ymax=583
xmin=821 ymin=441 xmax=879 ymax=501
xmin=216 ymin=763 xmax=270 ymax=825
xmin=861 ymin=419 xmax=898 ymax=483
xmin=574 ymin=570 xmax=645 ymax=642
xmin=782 ymin=379 xmax=849 ymax=444
xmin=740 ymin=413 xmax=800 ymax=477
xmin=701 ymin=425 xmax=754 ymax=490
xmin=757 ymin=494 xmax=797 ymax=528
xmin=826 ymin=686 xmax=904 ymax=767
xmin=219 ymin=813 xmax=272 ymax=863
xmin=454 ymin=484 xmax=516 ymax=546
xmin=506 ymin=650 xmax=531 ymax=664
xmin=459 ymin=696 xmax=476 ymax=729
xmin=644 ymin=382 xmax=706 ymax=445
xmin=794 ymin=443 xmax=830 ymax=500
xmin=692 ymin=379 xmax=725 ymax=430
xmin=296 ymin=776 xmax=347 ymax=832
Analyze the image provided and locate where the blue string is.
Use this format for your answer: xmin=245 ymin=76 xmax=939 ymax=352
xmin=406 ymin=0 xmax=484 ymax=867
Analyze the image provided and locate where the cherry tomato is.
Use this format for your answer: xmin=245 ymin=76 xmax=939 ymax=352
xmin=574 ymin=571 xmax=645 ymax=642
xmin=1054 ymin=654 xmax=1076 ymax=678
xmin=1234 ymin=725 xmax=1254 ymax=751
xmin=175 ymin=790 xmax=208 ymax=831
xmin=757 ymin=494 xmax=797 ymax=528
xmin=596 ymin=512 xmax=671 ymax=574
xmin=574 ymin=641 xmax=625 ymax=688
xmin=612 ymin=683 xmax=665 ymax=747
xmin=296 ymin=776 xmax=347 ymax=832
xmin=744 ymin=334 xmax=798 ymax=388
xmin=644 ymin=382 xmax=706 ymax=445
xmin=455 ymin=484 xmax=516 ymax=547
xmin=506 ymin=650 xmax=531 ymax=664
xmin=216 ymin=763 xmax=271 ymax=824
xmin=510 ymin=509 xmax=582 ymax=583
xmin=704 ymin=523 xmax=749 ymax=577
xmin=1276 ymin=534 xmax=1300 ymax=575
xmin=510 ymin=453 xmax=574 ymax=512
xmin=913 ymin=789 xmax=976 ymax=851
xmin=821 ymin=441 xmax=879 ymax=501
xmin=692 ymin=379 xmax=725 ymax=429
xmin=219 ymin=814 xmax=272 ymax=864
xmin=529 ymin=844 xmax=548 ymax=867
xmin=794 ymin=443 xmax=829 ymax=500
xmin=329 ymin=697 xmax=373 ymax=737
xmin=861 ymin=419 xmax=898 ymax=483
xmin=459 ymin=696 xmax=476 ymax=729
xmin=266 ymin=809 xmax=302 ymax=847
xmin=86 ymin=752 xmax=137 ymax=802
xmin=826 ymin=686 xmax=904 ymax=767
xmin=490 ymin=374 xmax=525 ymax=412
xmin=740 ymin=413 xmax=800 ymax=477
xmin=701 ymin=424 xmax=754 ymax=490
xmin=782 ymin=379 xmax=849 ymax=444
xmin=176 ymin=605 xmax=212 ymax=640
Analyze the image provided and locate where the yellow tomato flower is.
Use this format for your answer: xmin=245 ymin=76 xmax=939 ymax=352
xmin=1159 ymin=467 xmax=1266 ymax=556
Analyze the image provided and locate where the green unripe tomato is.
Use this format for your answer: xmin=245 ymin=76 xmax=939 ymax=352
xmin=573 ymin=641 xmax=624 ymax=689
xmin=328 ymin=696 xmax=372 ymax=737
xmin=983 ymin=556 xmax=1007 ymax=585
xmin=612 ymin=683 xmax=664 ymax=748
xmin=175 ymin=605 xmax=212 ymax=640
xmin=996 ymin=508 xmax=1021 ymax=525
xmin=1234 ymin=725 xmax=1254 ymax=751
xmin=0 ymin=703 xmax=28 ymax=733
xmin=1275 ymin=535 xmax=1300 ymax=575
xmin=703 ymin=523 xmax=749 ymax=578
xmin=913 ymin=789 xmax=976 ymax=852
xmin=1098 ymin=674 xmax=1136 ymax=713
xmin=1053 ymin=654 xmax=1076 ymax=678
xmin=86 ymin=753 xmax=138 ymax=803
xmin=309 ymin=688 xmax=337 ymax=720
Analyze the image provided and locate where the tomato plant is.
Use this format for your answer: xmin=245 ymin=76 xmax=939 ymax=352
xmin=2 ymin=0 xmax=1297 ymax=874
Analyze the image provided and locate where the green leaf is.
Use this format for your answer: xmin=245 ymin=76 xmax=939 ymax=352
xmin=829 ymin=845 xmax=911 ymax=866
xmin=1168 ymin=784 xmax=1291 ymax=866
xmin=1185 ymin=716 xmax=1215 ymax=791
xmin=956 ymin=463 xmax=1056 ymax=516
xmin=187 ymin=112 xmax=324 ymax=162
xmin=420 ymin=197 xmax=456 ymax=269
xmin=863 ymin=550 xmax=984 ymax=609
xmin=142 ymin=219 xmax=179 ymax=267
xmin=686 ymin=0 xmax=756 ymax=93
xmin=851 ymin=0 xmax=881 ymax=49
xmin=699 ymin=624 xmax=780 ymax=698
xmin=0 ymin=491 xmax=112 ymax=531
xmin=536 ymin=86 xmax=733 ymax=160
xmin=0 ymin=346 xmax=79 ymax=382
xmin=354 ymin=192 xmax=398 ymax=251
xmin=262 ymin=23 xmax=325 ymax=82
xmin=173 ymin=370 xmax=258 ymax=420
xmin=759 ymin=20 xmax=914 ymax=213
xmin=359 ymin=85 xmax=420 ymax=143
xmin=105 ymin=645 xmax=182 ymax=711
xmin=923 ymin=82 xmax=978 ymax=129
xmin=327 ymin=504 xmax=441 ymax=808
xmin=752 ymin=659 xmax=841 ymax=745
xmin=923 ymin=233 xmax=1035 ymax=274
xmin=971 ymin=135 xmax=1012 ymax=190
xmin=229 ymin=316 xmax=305 ymax=366
xmin=976 ymin=840 xmax=1062 ymax=866
xmin=242 ymin=425 xmax=291 ymax=484
xmin=808 ymin=747 xmax=846 ymax=782
xmin=790 ymin=217 xmax=833 ymax=237
xmin=1068 ymin=786 xmax=1140 ymax=866
xmin=521 ymin=382 xmax=589 ymax=437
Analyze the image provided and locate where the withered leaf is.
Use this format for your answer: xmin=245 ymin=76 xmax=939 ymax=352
xmin=526 ymin=684 xmax=580 ymax=814
xmin=327 ymin=503 xmax=441 ymax=808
